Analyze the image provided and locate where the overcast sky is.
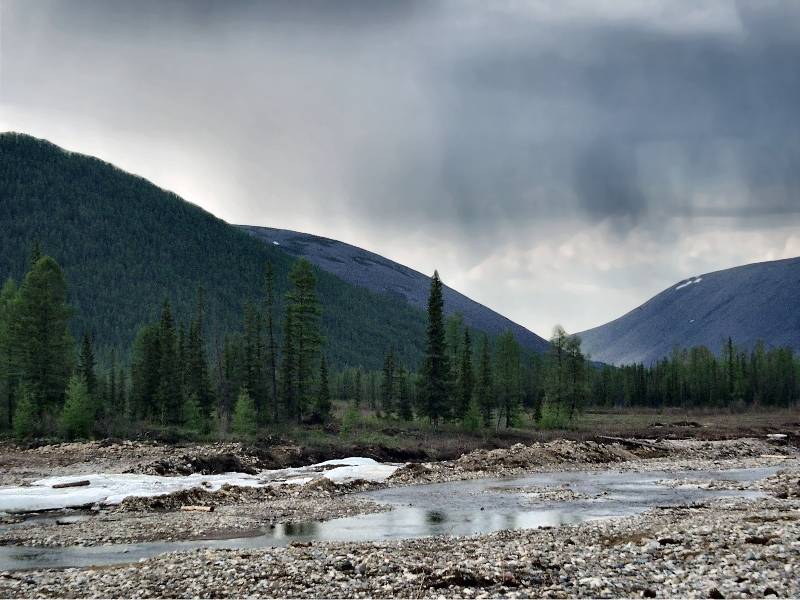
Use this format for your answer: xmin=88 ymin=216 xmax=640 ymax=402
xmin=2 ymin=0 xmax=799 ymax=338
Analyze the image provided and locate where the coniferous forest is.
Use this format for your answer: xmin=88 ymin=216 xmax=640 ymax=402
xmin=1 ymin=247 xmax=798 ymax=442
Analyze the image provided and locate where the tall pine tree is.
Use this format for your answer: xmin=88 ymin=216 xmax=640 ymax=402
xmin=263 ymin=262 xmax=279 ymax=421
xmin=285 ymin=259 xmax=321 ymax=421
xmin=380 ymin=347 xmax=396 ymax=416
xmin=456 ymin=329 xmax=474 ymax=419
xmin=476 ymin=333 xmax=494 ymax=426
xmin=10 ymin=255 xmax=72 ymax=419
xmin=155 ymin=300 xmax=181 ymax=425
xmin=419 ymin=271 xmax=451 ymax=428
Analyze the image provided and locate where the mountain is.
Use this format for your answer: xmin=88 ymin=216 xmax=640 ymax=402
xmin=239 ymin=226 xmax=550 ymax=353
xmin=578 ymin=257 xmax=800 ymax=365
xmin=0 ymin=132 xmax=428 ymax=369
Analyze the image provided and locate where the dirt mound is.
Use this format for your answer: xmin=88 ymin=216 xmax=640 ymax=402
xmin=456 ymin=440 xmax=642 ymax=473
xmin=389 ymin=462 xmax=435 ymax=484
xmin=143 ymin=453 xmax=259 ymax=476
xmin=117 ymin=483 xmax=281 ymax=511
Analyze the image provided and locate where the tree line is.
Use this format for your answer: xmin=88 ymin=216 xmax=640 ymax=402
xmin=1 ymin=249 xmax=797 ymax=441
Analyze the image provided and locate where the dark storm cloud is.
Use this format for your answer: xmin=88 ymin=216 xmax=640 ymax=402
xmin=2 ymin=0 xmax=800 ymax=333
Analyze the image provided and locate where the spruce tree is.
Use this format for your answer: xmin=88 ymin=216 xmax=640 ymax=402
xmin=186 ymin=287 xmax=213 ymax=414
xmin=285 ymin=259 xmax=321 ymax=420
xmin=380 ymin=347 xmax=396 ymax=416
xmin=10 ymin=255 xmax=72 ymax=419
xmin=155 ymin=300 xmax=181 ymax=425
xmin=0 ymin=278 xmax=18 ymax=430
xmin=314 ymin=354 xmax=331 ymax=422
xmin=29 ymin=240 xmax=42 ymax=268
xmin=476 ymin=333 xmax=494 ymax=426
xmin=182 ymin=392 xmax=204 ymax=432
xmin=419 ymin=271 xmax=451 ymax=428
xmin=78 ymin=332 xmax=97 ymax=398
xmin=131 ymin=324 xmax=161 ymax=421
xmin=397 ymin=366 xmax=413 ymax=421
xmin=263 ymin=262 xmax=279 ymax=421
xmin=353 ymin=369 xmax=363 ymax=407
xmin=13 ymin=385 xmax=37 ymax=439
xmin=456 ymin=329 xmax=474 ymax=418
xmin=60 ymin=375 xmax=93 ymax=440
xmin=231 ymin=387 xmax=257 ymax=438
xmin=280 ymin=308 xmax=298 ymax=420
xmin=495 ymin=331 xmax=521 ymax=428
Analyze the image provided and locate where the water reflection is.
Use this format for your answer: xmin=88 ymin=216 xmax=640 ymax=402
xmin=0 ymin=466 xmax=778 ymax=571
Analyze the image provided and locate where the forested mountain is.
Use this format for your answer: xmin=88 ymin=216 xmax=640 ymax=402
xmin=579 ymin=257 xmax=800 ymax=365
xmin=0 ymin=133 xmax=428 ymax=369
xmin=240 ymin=226 xmax=550 ymax=353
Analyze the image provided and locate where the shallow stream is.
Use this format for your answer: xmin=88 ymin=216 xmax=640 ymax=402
xmin=0 ymin=466 xmax=777 ymax=571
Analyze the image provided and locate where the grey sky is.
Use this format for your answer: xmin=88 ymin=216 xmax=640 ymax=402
xmin=2 ymin=0 xmax=799 ymax=337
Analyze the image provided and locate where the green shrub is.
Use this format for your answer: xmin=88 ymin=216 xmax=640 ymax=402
xmin=340 ymin=403 xmax=361 ymax=438
xmin=462 ymin=398 xmax=482 ymax=432
xmin=231 ymin=388 xmax=257 ymax=439
xmin=537 ymin=401 xmax=572 ymax=430
xmin=182 ymin=392 xmax=205 ymax=433
xmin=60 ymin=375 xmax=94 ymax=440
xmin=13 ymin=385 xmax=38 ymax=439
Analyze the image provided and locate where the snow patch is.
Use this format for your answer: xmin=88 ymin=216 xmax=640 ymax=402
xmin=675 ymin=276 xmax=703 ymax=291
xmin=0 ymin=457 xmax=400 ymax=514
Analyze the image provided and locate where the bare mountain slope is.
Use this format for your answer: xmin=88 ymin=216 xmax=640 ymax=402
xmin=240 ymin=226 xmax=549 ymax=353
xmin=578 ymin=257 xmax=800 ymax=365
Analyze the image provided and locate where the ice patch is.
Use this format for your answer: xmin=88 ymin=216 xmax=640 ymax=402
xmin=675 ymin=276 xmax=703 ymax=291
xmin=0 ymin=457 xmax=400 ymax=514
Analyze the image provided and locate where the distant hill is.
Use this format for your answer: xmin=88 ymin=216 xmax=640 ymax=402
xmin=578 ymin=257 xmax=800 ymax=365
xmin=0 ymin=132 xmax=428 ymax=369
xmin=239 ymin=226 xmax=550 ymax=353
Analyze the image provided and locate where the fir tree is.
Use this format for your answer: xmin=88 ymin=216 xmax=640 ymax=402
xmin=78 ymin=332 xmax=97 ymax=398
xmin=353 ymin=369 xmax=363 ymax=407
xmin=186 ymin=287 xmax=213 ymax=414
xmin=419 ymin=271 xmax=451 ymax=428
xmin=13 ymin=385 xmax=37 ymax=439
xmin=314 ymin=354 xmax=331 ymax=422
xmin=131 ymin=324 xmax=161 ymax=421
xmin=380 ymin=347 xmax=396 ymax=416
xmin=456 ymin=329 xmax=474 ymax=419
xmin=60 ymin=375 xmax=93 ymax=440
xmin=231 ymin=387 xmax=257 ymax=438
xmin=495 ymin=331 xmax=521 ymax=429
xmin=29 ymin=240 xmax=42 ymax=268
xmin=476 ymin=333 xmax=494 ymax=426
xmin=10 ymin=255 xmax=72 ymax=418
xmin=286 ymin=259 xmax=322 ymax=419
xmin=280 ymin=309 xmax=298 ymax=420
xmin=263 ymin=262 xmax=279 ymax=421
xmin=0 ymin=278 xmax=18 ymax=430
xmin=182 ymin=392 xmax=204 ymax=432
xmin=155 ymin=300 xmax=181 ymax=424
xmin=397 ymin=366 xmax=413 ymax=421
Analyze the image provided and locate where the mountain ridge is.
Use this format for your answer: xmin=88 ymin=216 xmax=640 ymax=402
xmin=0 ymin=132 xmax=429 ymax=369
xmin=239 ymin=225 xmax=550 ymax=353
xmin=578 ymin=256 xmax=800 ymax=365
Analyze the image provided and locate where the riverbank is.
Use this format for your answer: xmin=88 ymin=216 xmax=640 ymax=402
xmin=0 ymin=436 xmax=797 ymax=548
xmin=1 ymin=470 xmax=798 ymax=598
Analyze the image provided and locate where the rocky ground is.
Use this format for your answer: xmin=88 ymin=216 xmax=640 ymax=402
xmin=1 ymin=469 xmax=797 ymax=598
xmin=0 ymin=436 xmax=797 ymax=548
xmin=0 ymin=435 xmax=798 ymax=597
